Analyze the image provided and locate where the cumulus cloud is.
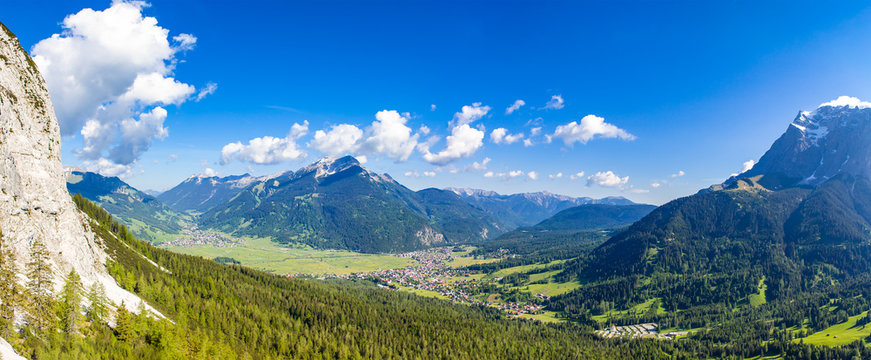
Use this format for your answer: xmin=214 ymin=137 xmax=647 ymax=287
xmin=453 ymin=102 xmax=490 ymax=125
xmin=731 ymin=159 xmax=757 ymax=177
xmin=423 ymin=171 xmax=436 ymax=177
xmin=527 ymin=171 xmax=539 ymax=180
xmin=221 ymin=122 xmax=309 ymax=165
xmin=200 ymin=168 xmax=218 ymax=177
xmin=551 ymin=115 xmax=636 ymax=146
xmin=549 ymin=172 xmax=563 ymax=179
xmin=483 ymin=170 xmax=526 ymax=180
xmin=651 ymin=182 xmax=661 ymax=188
xmin=543 ymin=95 xmax=565 ymax=110
xmin=81 ymin=158 xmax=133 ymax=178
xmin=586 ymin=171 xmax=629 ymax=188
xmin=466 ymin=157 xmax=491 ymax=172
xmin=671 ymin=170 xmax=686 ymax=178
xmin=569 ymin=171 xmax=585 ymax=180
xmin=421 ymin=121 xmax=485 ymax=165
xmin=505 ymin=99 xmax=525 ymax=115
xmin=490 ymin=128 xmax=524 ymax=144
xmin=819 ymin=96 xmax=871 ymax=109
xmin=309 ymin=124 xmax=364 ymax=156
xmin=307 ymin=110 xmax=420 ymax=162
xmin=523 ymin=138 xmax=534 ymax=147
xmin=362 ymin=110 xmax=419 ymax=161
xmin=32 ymin=0 xmax=205 ymax=174
xmin=431 ymin=104 xmax=437 ymax=111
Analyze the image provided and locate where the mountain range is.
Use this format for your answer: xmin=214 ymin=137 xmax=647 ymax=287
xmin=447 ymin=187 xmax=636 ymax=229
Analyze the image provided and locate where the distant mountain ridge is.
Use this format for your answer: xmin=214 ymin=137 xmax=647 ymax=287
xmin=158 ymin=172 xmax=258 ymax=213
xmin=447 ymin=187 xmax=637 ymax=228
xmin=66 ymin=169 xmax=192 ymax=243
xmin=198 ymin=156 xmax=506 ymax=252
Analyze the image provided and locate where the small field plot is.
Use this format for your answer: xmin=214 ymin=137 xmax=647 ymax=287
xmin=802 ymin=311 xmax=871 ymax=346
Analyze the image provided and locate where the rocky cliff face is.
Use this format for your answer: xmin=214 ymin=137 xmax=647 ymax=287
xmin=740 ymin=98 xmax=871 ymax=188
xmin=0 ymin=23 xmax=147 ymax=315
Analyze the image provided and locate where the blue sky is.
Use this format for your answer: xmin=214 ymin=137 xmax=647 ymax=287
xmin=5 ymin=0 xmax=871 ymax=204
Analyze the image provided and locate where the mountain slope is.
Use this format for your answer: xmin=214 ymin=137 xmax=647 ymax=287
xmin=532 ymin=204 xmax=657 ymax=232
xmin=66 ymin=169 xmax=193 ymax=243
xmin=580 ymin=101 xmax=871 ymax=294
xmin=200 ymin=156 xmax=504 ymax=252
xmin=448 ymin=187 xmax=636 ymax=228
xmin=157 ymin=173 xmax=255 ymax=213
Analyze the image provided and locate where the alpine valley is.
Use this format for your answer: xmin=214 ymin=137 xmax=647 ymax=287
xmin=5 ymin=3 xmax=871 ymax=360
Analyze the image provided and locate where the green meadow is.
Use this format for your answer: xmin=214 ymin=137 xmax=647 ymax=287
xmin=165 ymin=236 xmax=416 ymax=275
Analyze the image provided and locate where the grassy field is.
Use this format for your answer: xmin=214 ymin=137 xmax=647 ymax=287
xmin=447 ymin=248 xmax=500 ymax=268
xmin=748 ymin=276 xmax=767 ymax=307
xmin=165 ymin=237 xmax=416 ymax=275
xmin=802 ymin=310 xmax=871 ymax=346
xmin=488 ymin=260 xmax=566 ymax=279
xmin=592 ymin=298 xmax=666 ymax=323
xmin=517 ymin=311 xmax=565 ymax=323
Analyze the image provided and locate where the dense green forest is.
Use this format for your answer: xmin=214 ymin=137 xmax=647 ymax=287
xmin=1 ymin=194 xmax=704 ymax=359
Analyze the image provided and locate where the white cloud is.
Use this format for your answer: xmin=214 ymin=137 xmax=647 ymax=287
xmin=482 ymin=170 xmax=526 ymax=180
xmin=200 ymin=168 xmax=218 ymax=177
xmin=195 ymin=82 xmax=217 ymax=101
xmin=731 ymin=159 xmax=757 ymax=177
xmin=527 ymin=171 xmax=539 ymax=180
xmin=483 ymin=171 xmax=495 ymax=178
xmin=421 ymin=124 xmax=484 ymax=165
xmin=523 ymin=138 xmax=534 ymax=147
xmin=423 ymin=171 xmax=436 ymax=177
xmin=466 ymin=157 xmax=491 ymax=172
xmin=586 ymin=171 xmax=629 ymax=188
xmin=508 ymin=170 xmax=524 ymax=178
xmin=549 ymin=172 xmax=563 ymax=179
xmin=505 ymin=99 xmax=525 ymax=115
xmin=670 ymin=170 xmax=685 ymax=178
xmin=543 ymin=95 xmax=564 ymax=110
xmin=819 ymin=96 xmax=871 ymax=109
xmin=431 ymin=104 xmax=437 ymax=111
xmin=530 ymin=127 xmax=542 ymax=136
xmin=309 ymin=124 xmax=364 ymax=156
xmin=221 ymin=122 xmax=309 ymax=165
xmin=362 ymin=110 xmax=419 ymax=161
xmin=404 ymin=171 xmax=419 ymax=177
xmin=419 ymin=125 xmax=431 ymax=135
xmin=490 ymin=128 xmax=524 ymax=144
xmin=81 ymin=158 xmax=133 ymax=178
xmin=569 ymin=171 xmax=585 ymax=180
xmin=651 ymin=182 xmax=661 ymax=188
xmin=551 ymin=114 xmax=636 ymax=145
xmin=32 ymin=0 xmax=203 ymax=170
xmin=453 ymin=102 xmax=490 ymax=125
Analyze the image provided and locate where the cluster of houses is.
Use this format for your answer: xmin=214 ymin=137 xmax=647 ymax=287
xmin=367 ymin=248 xmax=480 ymax=303
xmin=498 ymin=302 xmax=545 ymax=317
xmin=164 ymin=226 xmax=239 ymax=247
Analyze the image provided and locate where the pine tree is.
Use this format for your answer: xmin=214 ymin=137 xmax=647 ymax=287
xmin=59 ymin=269 xmax=82 ymax=334
xmin=25 ymin=238 xmax=54 ymax=332
xmin=0 ymin=230 xmax=20 ymax=339
xmin=86 ymin=282 xmax=109 ymax=324
xmin=115 ymin=302 xmax=134 ymax=342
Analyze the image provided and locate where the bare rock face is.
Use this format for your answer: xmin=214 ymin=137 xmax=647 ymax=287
xmin=0 ymin=23 xmax=147 ymax=313
xmin=741 ymin=102 xmax=871 ymax=188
